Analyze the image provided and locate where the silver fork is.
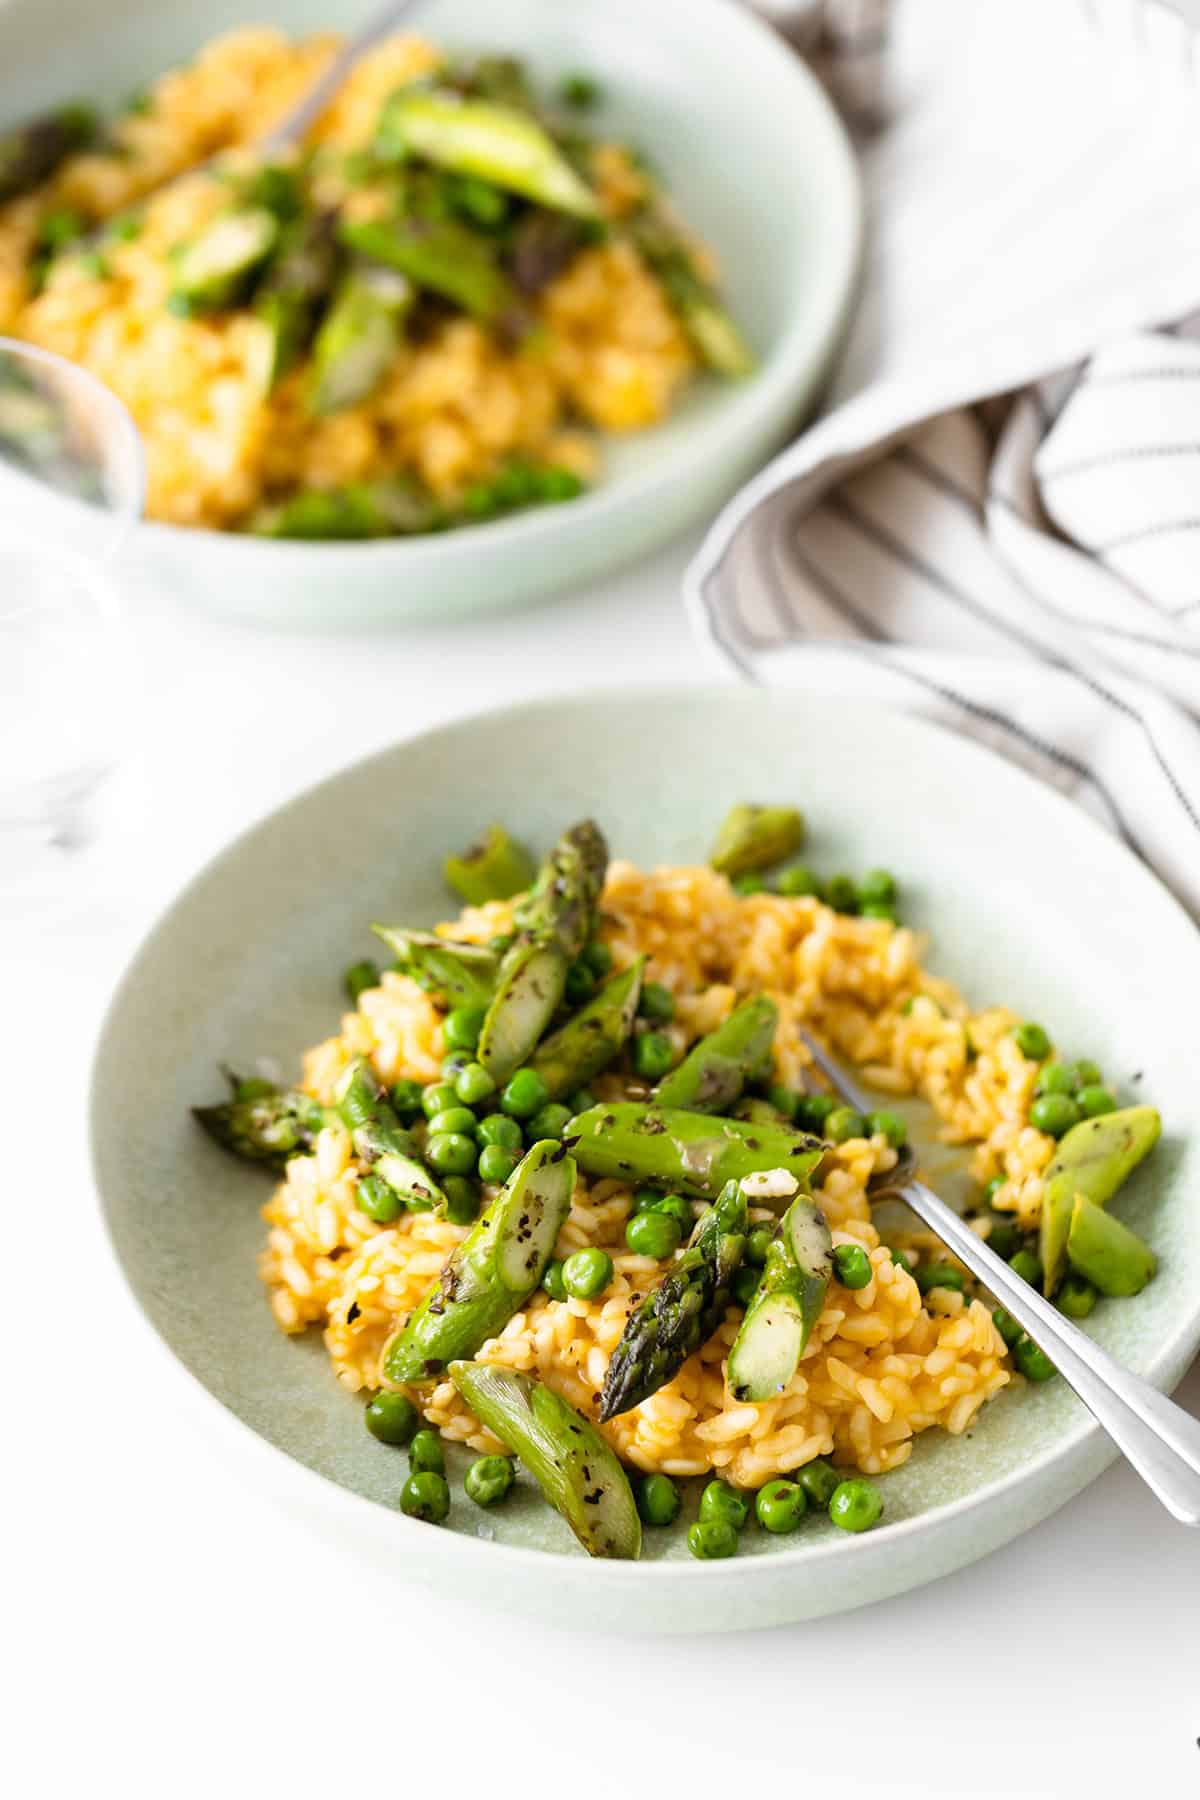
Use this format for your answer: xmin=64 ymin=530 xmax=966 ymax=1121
xmin=798 ymin=1026 xmax=1200 ymax=1524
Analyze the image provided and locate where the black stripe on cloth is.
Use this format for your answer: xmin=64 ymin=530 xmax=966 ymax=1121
xmin=1040 ymin=442 xmax=1200 ymax=483
xmin=785 ymin=529 xmax=893 ymax=643
xmin=1085 ymin=366 xmax=1200 ymax=387
xmin=894 ymin=443 xmax=981 ymax=514
xmin=1097 ymin=514 xmax=1200 ymax=554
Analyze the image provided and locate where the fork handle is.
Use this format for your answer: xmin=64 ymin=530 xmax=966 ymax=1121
xmin=256 ymin=0 xmax=423 ymax=153
xmin=906 ymin=1178 xmax=1200 ymax=1525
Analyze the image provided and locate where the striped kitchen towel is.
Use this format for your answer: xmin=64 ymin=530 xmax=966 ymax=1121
xmin=694 ymin=0 xmax=1200 ymax=913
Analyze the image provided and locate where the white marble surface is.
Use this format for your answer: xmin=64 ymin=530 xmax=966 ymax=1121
xmin=7 ymin=532 xmax=1199 ymax=1798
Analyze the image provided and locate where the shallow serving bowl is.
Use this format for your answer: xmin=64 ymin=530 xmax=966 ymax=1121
xmin=0 ymin=0 xmax=861 ymax=628
xmin=90 ymin=690 xmax=1200 ymax=1631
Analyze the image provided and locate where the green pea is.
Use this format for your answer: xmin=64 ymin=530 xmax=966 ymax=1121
xmin=755 ymin=1477 xmax=807 ymax=1534
xmin=452 ymin=175 xmax=508 ymax=226
xmin=426 ymin=1131 xmax=477 ymax=1176
xmin=441 ymin=1051 xmax=472 ymax=1080
xmin=464 ymin=1455 xmax=515 ymax=1507
xmin=635 ymin=1191 xmax=692 ymax=1233
xmin=422 ymin=1082 xmax=459 ymax=1120
xmin=581 ymin=940 xmax=613 ymax=979
xmin=455 ymin=1061 xmax=496 ymax=1106
xmin=542 ymin=1259 xmax=567 ymax=1302
xmin=428 ymin=1105 xmax=477 ymax=1138
xmin=984 ymin=1174 xmax=1007 ymax=1204
xmin=478 ymin=1112 xmax=523 ymax=1150
xmin=866 ymin=1109 xmax=907 ymax=1147
xmin=776 ymin=864 xmax=821 ymax=897
xmin=625 ymin=1210 xmax=682 ymax=1259
xmin=1014 ymin=1337 xmax=1057 ymax=1382
xmin=1034 ymin=1062 xmax=1075 ymax=1097
xmin=567 ymin=1087 xmax=596 ymax=1114
xmin=825 ymin=874 xmax=859 ymax=914
xmin=1067 ymin=1058 xmax=1103 ymax=1089
xmin=915 ymin=1261 xmax=965 ymax=1294
xmin=698 ymin=1479 xmax=748 ymax=1531
xmin=798 ymin=1458 xmax=841 ymax=1510
xmin=636 ymin=1473 xmax=681 ymax=1527
xmin=832 ymin=1243 xmax=873 ymax=1289
xmin=732 ymin=1265 xmax=762 ymax=1307
xmin=985 ymin=1219 xmax=1023 ymax=1261
xmin=561 ymin=1247 xmax=612 ymax=1300
xmin=561 ymin=71 xmax=601 ymax=107
xmin=443 ymin=1006 xmax=485 ymax=1050
xmin=442 ymin=1175 xmax=480 ymax=1225
xmin=390 ymin=1078 xmax=424 ymax=1118
xmin=1057 ymin=1274 xmax=1098 ymax=1319
xmin=860 ymin=902 xmax=897 ymax=922
xmin=1013 ymin=1021 xmax=1052 ymax=1061
xmin=500 ymin=1067 xmax=549 ymax=1118
xmin=106 ymin=211 xmax=142 ymax=243
xmin=745 ymin=1225 xmax=775 ymax=1267
xmin=478 ymin=1142 xmax=519 ymax=1185
xmin=991 ymin=1307 xmax=1024 ymax=1348
xmin=764 ymin=1083 xmax=798 ymax=1120
xmin=357 ymin=1173 xmax=403 ymax=1223
xmin=488 ymin=933 xmax=514 ymax=954
xmin=890 ymin=1247 xmax=914 ymax=1271
xmin=826 ymin=1106 xmax=867 ymax=1144
xmin=344 ymin=959 xmax=379 ymax=1004
xmin=461 ymin=482 xmax=499 ymax=520
xmin=732 ymin=873 xmax=765 ymax=896
xmin=1077 ymin=1085 xmax=1116 ymax=1118
xmin=638 ymin=981 xmax=675 ymax=1022
xmin=797 ymin=1093 xmax=836 ymax=1131
xmin=538 ymin=466 xmax=584 ymax=502
xmin=409 ymin=1429 xmax=444 ymax=1475
xmin=632 ymin=1030 xmax=674 ymax=1080
xmin=687 ymin=1519 xmax=738 ymax=1559
xmin=859 ymin=868 xmax=897 ymax=905
xmin=399 ymin=1470 xmax=450 ymax=1522
xmin=564 ymin=960 xmax=596 ymax=1005
xmin=364 ymin=1390 xmax=418 ymax=1445
xmin=829 ymin=1478 xmax=883 ymax=1533
xmin=528 ymin=1102 xmax=572 ymax=1140
xmin=1029 ymin=1093 xmax=1082 ymax=1138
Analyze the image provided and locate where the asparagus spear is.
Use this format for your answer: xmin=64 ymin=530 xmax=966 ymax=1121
xmin=370 ymin=925 xmax=499 ymax=1006
xmin=1066 ymin=1195 xmax=1157 ymax=1297
xmin=382 ymin=1140 xmax=575 ymax=1382
xmin=567 ymin=1101 xmax=825 ymax=1200
xmin=338 ymin=216 xmax=511 ymax=319
xmin=630 ymin=210 xmax=754 ymax=378
xmin=253 ymin=209 xmax=340 ymax=388
xmin=193 ymin=1076 xmax=327 ymax=1170
xmin=512 ymin=819 xmax=608 ymax=958
xmin=655 ymin=995 xmax=778 ymax=1114
xmin=709 ymin=804 xmax=805 ymax=877
xmin=307 ymin=263 xmax=413 ymax=414
xmin=336 ymin=1060 xmax=447 ymax=1214
xmin=375 ymin=88 xmax=599 ymax=218
xmin=1038 ymin=1105 xmax=1160 ymax=1296
xmin=0 ymin=104 xmax=95 ymax=205
xmin=169 ymin=208 xmax=280 ymax=313
xmin=443 ymin=824 xmax=535 ymax=905
xmin=249 ymin=477 xmax=446 ymax=539
xmin=449 ymin=1361 xmax=641 ymax=1559
xmin=530 ymin=959 xmax=645 ymax=1100
xmin=726 ymin=1186 xmax=833 ymax=1402
xmin=598 ymin=1178 xmax=747 ymax=1420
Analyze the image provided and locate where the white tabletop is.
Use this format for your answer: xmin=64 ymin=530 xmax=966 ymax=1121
xmin=8 ymin=534 xmax=1198 ymax=1799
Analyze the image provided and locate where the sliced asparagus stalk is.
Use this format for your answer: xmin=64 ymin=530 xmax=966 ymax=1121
xmin=249 ymin=477 xmax=446 ymax=539
xmin=169 ymin=208 xmax=279 ymax=312
xmin=370 ymin=925 xmax=499 ymax=1007
xmin=382 ymin=1140 xmax=575 ymax=1383
xmin=375 ymin=88 xmax=599 ymax=218
xmin=709 ymin=803 xmax=805 ymax=877
xmin=1067 ymin=1195 xmax=1157 ymax=1297
xmin=530 ymin=958 xmax=645 ymax=1100
xmin=598 ymin=1177 xmax=748 ymax=1420
xmin=253 ymin=209 xmax=340 ymax=387
xmin=630 ymin=210 xmax=755 ymax=378
xmin=1038 ymin=1105 xmax=1160 ymax=1296
xmin=443 ymin=824 xmax=535 ymax=905
xmin=338 ymin=216 xmax=511 ymax=319
xmin=566 ymin=1101 xmax=825 ymax=1200
xmin=476 ymin=936 xmax=568 ymax=1084
xmin=726 ymin=1190 xmax=833 ymax=1402
xmin=512 ymin=819 xmax=608 ymax=958
xmin=655 ymin=994 xmax=778 ymax=1114
xmin=307 ymin=263 xmax=413 ymax=414
xmin=192 ymin=1075 xmax=327 ymax=1170
xmin=449 ymin=1361 xmax=641 ymax=1559
xmin=0 ymin=104 xmax=96 ymax=205
xmin=336 ymin=1060 xmax=446 ymax=1214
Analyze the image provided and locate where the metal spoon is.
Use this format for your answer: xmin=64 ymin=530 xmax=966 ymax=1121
xmin=798 ymin=1025 xmax=1200 ymax=1525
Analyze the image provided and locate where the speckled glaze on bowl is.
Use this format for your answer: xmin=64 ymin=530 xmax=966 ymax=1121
xmin=0 ymin=0 xmax=861 ymax=628
xmin=90 ymin=691 xmax=1200 ymax=1630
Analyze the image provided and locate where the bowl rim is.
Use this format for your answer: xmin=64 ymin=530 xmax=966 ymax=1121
xmin=81 ymin=0 xmax=863 ymax=562
xmin=88 ymin=684 xmax=1200 ymax=1586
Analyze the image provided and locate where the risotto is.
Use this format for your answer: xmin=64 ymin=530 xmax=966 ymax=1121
xmin=0 ymin=29 xmax=748 ymax=534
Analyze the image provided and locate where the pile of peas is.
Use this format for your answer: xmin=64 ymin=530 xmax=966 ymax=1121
xmin=364 ymin=1391 xmax=517 ymax=1524
xmin=732 ymin=863 xmax=901 ymax=924
xmin=636 ymin=1463 xmax=884 ymax=1559
xmin=1009 ymin=1020 xmax=1118 ymax=1139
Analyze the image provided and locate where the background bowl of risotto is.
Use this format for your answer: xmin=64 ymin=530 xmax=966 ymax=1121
xmin=90 ymin=689 xmax=1200 ymax=1631
xmin=0 ymin=0 xmax=861 ymax=627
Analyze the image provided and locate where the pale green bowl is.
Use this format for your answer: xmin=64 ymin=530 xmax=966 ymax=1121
xmin=89 ymin=691 xmax=1200 ymax=1631
xmin=0 ymin=0 xmax=861 ymax=628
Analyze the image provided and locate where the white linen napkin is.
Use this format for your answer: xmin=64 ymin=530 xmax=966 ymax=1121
xmin=689 ymin=0 xmax=1200 ymax=914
